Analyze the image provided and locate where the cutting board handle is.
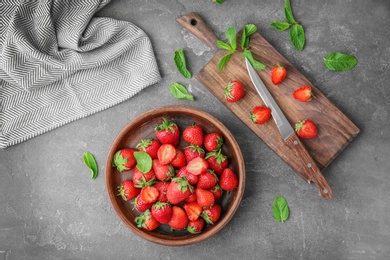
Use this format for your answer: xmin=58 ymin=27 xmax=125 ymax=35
xmin=176 ymin=12 xmax=218 ymax=50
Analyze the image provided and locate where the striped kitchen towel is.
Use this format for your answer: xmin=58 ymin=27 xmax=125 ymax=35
xmin=0 ymin=0 xmax=161 ymax=148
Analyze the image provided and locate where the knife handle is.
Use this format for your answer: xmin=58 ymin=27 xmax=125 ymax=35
xmin=176 ymin=12 xmax=218 ymax=50
xmin=285 ymin=132 xmax=333 ymax=200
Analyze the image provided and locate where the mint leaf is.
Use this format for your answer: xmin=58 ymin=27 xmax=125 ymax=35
xmin=323 ymin=52 xmax=358 ymax=71
xmin=270 ymin=21 xmax=291 ymax=31
xmin=170 ymin=82 xmax=194 ymax=100
xmin=290 ymin=23 xmax=305 ymax=51
xmin=272 ymin=196 xmax=289 ymax=223
xmin=216 ymin=40 xmax=233 ymax=51
xmin=174 ymin=48 xmax=192 ymax=79
xmin=225 ymin=26 xmax=237 ymax=51
xmin=218 ymin=51 xmax=234 ymax=71
xmin=82 ymin=152 xmax=98 ymax=179
xmin=284 ymin=0 xmax=296 ymax=24
xmin=213 ymin=0 xmax=225 ymax=3
xmin=241 ymin=24 xmax=257 ymax=49
xmin=242 ymin=50 xmax=266 ymax=70
xmin=134 ymin=151 xmax=152 ymax=173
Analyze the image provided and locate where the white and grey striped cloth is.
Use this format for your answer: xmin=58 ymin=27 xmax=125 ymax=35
xmin=0 ymin=0 xmax=161 ymax=148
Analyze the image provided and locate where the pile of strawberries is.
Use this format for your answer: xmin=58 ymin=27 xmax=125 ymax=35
xmin=112 ymin=118 xmax=238 ymax=234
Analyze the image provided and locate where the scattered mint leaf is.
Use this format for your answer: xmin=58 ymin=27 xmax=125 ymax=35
xmin=323 ymin=52 xmax=358 ymax=71
xmin=290 ymin=24 xmax=305 ymax=51
xmin=218 ymin=51 xmax=234 ymax=71
xmin=216 ymin=40 xmax=233 ymax=51
xmin=284 ymin=0 xmax=296 ymax=24
xmin=213 ymin=0 xmax=225 ymax=3
xmin=241 ymin=24 xmax=257 ymax=49
xmin=272 ymin=196 xmax=289 ymax=223
xmin=134 ymin=151 xmax=152 ymax=173
xmin=226 ymin=26 xmax=237 ymax=51
xmin=270 ymin=21 xmax=291 ymax=31
xmin=242 ymin=50 xmax=266 ymax=70
xmin=82 ymin=152 xmax=98 ymax=179
xmin=174 ymin=48 xmax=192 ymax=79
xmin=170 ymin=82 xmax=194 ymax=100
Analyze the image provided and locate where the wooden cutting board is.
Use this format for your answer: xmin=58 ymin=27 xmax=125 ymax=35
xmin=177 ymin=13 xmax=360 ymax=185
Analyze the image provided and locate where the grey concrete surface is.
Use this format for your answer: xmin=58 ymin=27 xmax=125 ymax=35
xmin=1 ymin=0 xmax=390 ymax=259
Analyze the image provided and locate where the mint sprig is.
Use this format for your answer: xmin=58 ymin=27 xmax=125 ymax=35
xmin=174 ymin=48 xmax=192 ymax=79
xmin=270 ymin=0 xmax=305 ymax=51
xmin=217 ymin=26 xmax=237 ymax=71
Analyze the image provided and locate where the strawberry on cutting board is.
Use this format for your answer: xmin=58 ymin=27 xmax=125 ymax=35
xmin=224 ymin=80 xmax=245 ymax=102
xmin=250 ymin=106 xmax=271 ymax=125
xmin=293 ymin=85 xmax=314 ymax=102
xmin=271 ymin=64 xmax=287 ymax=85
xmin=295 ymin=119 xmax=318 ymax=139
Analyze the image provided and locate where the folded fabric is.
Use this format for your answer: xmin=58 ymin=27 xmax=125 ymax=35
xmin=0 ymin=0 xmax=161 ymax=148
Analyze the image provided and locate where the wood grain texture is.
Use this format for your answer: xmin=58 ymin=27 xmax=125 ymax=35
xmin=177 ymin=13 xmax=360 ymax=187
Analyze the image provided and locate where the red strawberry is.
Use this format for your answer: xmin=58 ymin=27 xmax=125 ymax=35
xmin=112 ymin=148 xmax=137 ymax=172
xmin=132 ymin=195 xmax=153 ymax=212
xmin=136 ymin=139 xmax=161 ymax=159
xmin=197 ymin=170 xmax=218 ymax=190
xmin=203 ymin=133 xmax=223 ymax=152
xmin=186 ymin=192 xmax=197 ymax=203
xmin=184 ymin=144 xmax=205 ymax=162
xmin=219 ymin=168 xmax=238 ymax=191
xmin=250 ymin=106 xmax=271 ymax=124
xmin=293 ymin=85 xmax=314 ymax=102
xmin=140 ymin=186 xmax=159 ymax=204
xmin=168 ymin=206 xmax=188 ymax=230
xmin=117 ymin=180 xmax=140 ymax=201
xmin=183 ymin=201 xmax=203 ymax=221
xmin=186 ymin=157 xmax=209 ymax=176
xmin=224 ymin=80 xmax=245 ymax=102
xmin=295 ymin=119 xmax=318 ymax=139
xmin=176 ymin=166 xmax=198 ymax=186
xmin=171 ymin=149 xmax=187 ymax=168
xmin=167 ymin=177 xmax=193 ymax=205
xmin=205 ymin=149 xmax=228 ymax=175
xmin=152 ymin=159 xmax=174 ymax=181
xmin=153 ymin=181 xmax=170 ymax=202
xmin=183 ymin=124 xmax=204 ymax=146
xmin=157 ymin=144 xmax=176 ymax=165
xmin=201 ymin=204 xmax=222 ymax=225
xmin=195 ymin=188 xmax=215 ymax=208
xmin=209 ymin=184 xmax=223 ymax=201
xmin=151 ymin=202 xmax=173 ymax=224
xmin=271 ymin=64 xmax=287 ymax=85
xmin=132 ymin=167 xmax=155 ymax=188
xmin=154 ymin=118 xmax=180 ymax=146
xmin=135 ymin=209 xmax=160 ymax=231
xmin=187 ymin=218 xmax=205 ymax=234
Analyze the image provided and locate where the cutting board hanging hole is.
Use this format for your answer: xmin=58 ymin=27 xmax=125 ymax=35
xmin=190 ymin=19 xmax=197 ymax=26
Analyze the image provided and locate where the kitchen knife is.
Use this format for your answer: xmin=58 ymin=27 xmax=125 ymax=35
xmin=245 ymin=58 xmax=332 ymax=200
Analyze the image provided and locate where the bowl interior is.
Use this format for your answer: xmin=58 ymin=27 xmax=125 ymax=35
xmin=105 ymin=105 xmax=245 ymax=246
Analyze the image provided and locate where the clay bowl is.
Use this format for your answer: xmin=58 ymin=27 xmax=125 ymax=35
xmin=105 ymin=105 xmax=245 ymax=246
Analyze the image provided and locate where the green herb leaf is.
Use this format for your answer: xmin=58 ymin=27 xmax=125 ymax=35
xmin=242 ymin=50 xmax=266 ymax=70
xmin=218 ymin=51 xmax=234 ymax=71
xmin=134 ymin=151 xmax=152 ymax=173
xmin=170 ymin=82 xmax=194 ymax=100
xmin=323 ymin=52 xmax=358 ymax=71
xmin=213 ymin=0 xmax=225 ymax=3
xmin=270 ymin=21 xmax=291 ymax=31
xmin=216 ymin=40 xmax=233 ymax=51
xmin=272 ymin=196 xmax=289 ymax=223
xmin=82 ymin=152 xmax=98 ymax=179
xmin=225 ymin=26 xmax=237 ymax=51
xmin=290 ymin=23 xmax=305 ymax=51
xmin=174 ymin=48 xmax=192 ymax=79
xmin=241 ymin=24 xmax=257 ymax=49
xmin=284 ymin=0 xmax=296 ymax=24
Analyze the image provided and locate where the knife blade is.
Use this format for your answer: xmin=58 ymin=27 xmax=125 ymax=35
xmin=245 ymin=58 xmax=332 ymax=200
